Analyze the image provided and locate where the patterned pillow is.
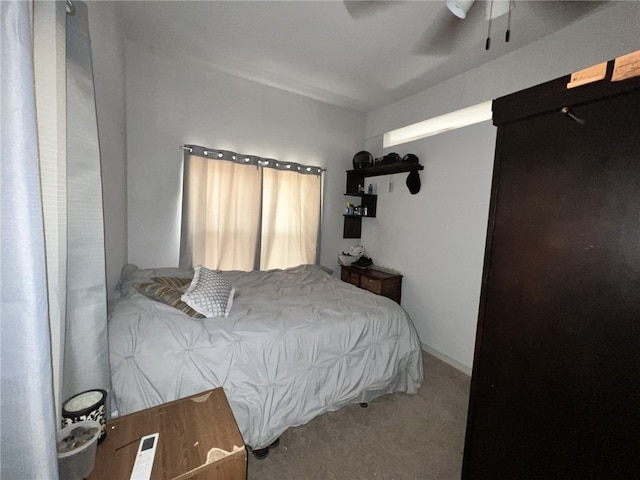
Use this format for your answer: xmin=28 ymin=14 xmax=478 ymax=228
xmin=152 ymin=276 xmax=192 ymax=290
xmin=181 ymin=265 xmax=235 ymax=318
xmin=134 ymin=281 xmax=204 ymax=318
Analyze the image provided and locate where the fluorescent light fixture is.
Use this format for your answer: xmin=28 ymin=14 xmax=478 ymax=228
xmin=383 ymin=101 xmax=492 ymax=148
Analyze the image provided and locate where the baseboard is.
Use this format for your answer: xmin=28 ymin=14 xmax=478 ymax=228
xmin=421 ymin=343 xmax=472 ymax=376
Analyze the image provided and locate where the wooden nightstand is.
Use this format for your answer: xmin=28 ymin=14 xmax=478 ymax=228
xmin=341 ymin=265 xmax=402 ymax=304
xmin=88 ymin=388 xmax=246 ymax=480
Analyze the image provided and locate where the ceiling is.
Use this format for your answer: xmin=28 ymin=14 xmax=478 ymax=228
xmin=118 ymin=1 xmax=611 ymax=112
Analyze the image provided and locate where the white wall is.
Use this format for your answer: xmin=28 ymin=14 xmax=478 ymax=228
xmin=363 ymin=1 xmax=640 ymax=370
xmin=363 ymin=123 xmax=495 ymax=371
xmin=88 ymin=1 xmax=127 ymax=299
xmin=125 ymin=41 xmax=364 ymax=271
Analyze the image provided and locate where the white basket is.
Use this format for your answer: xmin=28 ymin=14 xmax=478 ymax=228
xmin=338 ymin=254 xmax=362 ymax=266
xmin=57 ymin=420 xmax=101 ymax=480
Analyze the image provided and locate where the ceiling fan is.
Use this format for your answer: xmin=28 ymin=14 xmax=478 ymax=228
xmin=344 ymin=1 xmax=608 ymax=55
xmin=344 ymin=0 xmax=514 ymax=54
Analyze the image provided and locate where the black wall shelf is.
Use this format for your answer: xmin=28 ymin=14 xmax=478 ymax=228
xmin=346 ymin=163 xmax=424 ymax=194
xmin=343 ymin=193 xmax=377 ymax=218
xmin=342 ymin=194 xmax=376 ymax=239
xmin=347 ymin=162 xmax=424 ymax=177
xmin=342 ymin=162 xmax=424 ymax=239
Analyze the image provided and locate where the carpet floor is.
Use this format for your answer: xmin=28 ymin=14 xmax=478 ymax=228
xmin=246 ymin=352 xmax=471 ymax=480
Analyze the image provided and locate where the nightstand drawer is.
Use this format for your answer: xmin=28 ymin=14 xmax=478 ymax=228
xmin=360 ymin=276 xmax=382 ymax=294
xmin=341 ymin=269 xmax=361 ymax=286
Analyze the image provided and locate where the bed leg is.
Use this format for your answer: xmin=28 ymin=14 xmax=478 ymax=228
xmin=249 ymin=447 xmax=269 ymax=460
xmin=359 ymin=402 xmax=368 ymax=408
xmin=249 ymin=437 xmax=280 ymax=460
xmin=250 ymin=447 xmax=270 ymax=460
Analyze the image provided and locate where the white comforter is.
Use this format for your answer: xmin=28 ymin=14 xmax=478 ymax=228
xmin=109 ymin=264 xmax=423 ymax=449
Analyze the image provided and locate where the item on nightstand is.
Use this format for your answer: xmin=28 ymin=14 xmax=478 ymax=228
xmin=62 ymin=389 xmax=108 ymax=443
xmin=57 ymin=420 xmax=101 ymax=480
xmin=338 ymin=254 xmax=360 ymax=266
xmin=351 ymin=256 xmax=373 ymax=268
xmin=338 ymin=245 xmax=365 ymax=266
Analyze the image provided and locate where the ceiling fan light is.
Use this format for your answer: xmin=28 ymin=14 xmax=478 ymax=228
xmin=446 ymin=0 xmax=475 ymax=19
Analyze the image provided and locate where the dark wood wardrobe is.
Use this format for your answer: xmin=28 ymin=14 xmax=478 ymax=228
xmin=462 ymin=57 xmax=640 ymax=479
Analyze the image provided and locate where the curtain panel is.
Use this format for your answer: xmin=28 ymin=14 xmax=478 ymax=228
xmin=34 ymin=0 xmax=67 ymax=417
xmin=63 ymin=0 xmax=110 ymax=403
xmin=1 ymin=2 xmax=109 ymax=477
xmin=181 ymin=155 xmax=262 ymax=271
xmin=261 ymin=168 xmax=321 ymax=270
xmin=1 ymin=1 xmax=60 ymax=477
xmin=180 ymin=145 xmax=323 ymax=271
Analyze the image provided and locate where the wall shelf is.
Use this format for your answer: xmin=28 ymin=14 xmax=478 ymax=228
xmin=343 ymin=193 xmax=377 ymax=218
xmin=347 ymin=162 xmax=424 ymax=177
xmin=343 ymin=193 xmax=377 ymax=239
xmin=346 ymin=162 xmax=424 ymax=194
xmin=343 ymin=162 xmax=423 ymax=239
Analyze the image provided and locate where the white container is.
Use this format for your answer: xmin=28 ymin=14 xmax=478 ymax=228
xmin=57 ymin=420 xmax=101 ymax=480
xmin=338 ymin=254 xmax=362 ymax=266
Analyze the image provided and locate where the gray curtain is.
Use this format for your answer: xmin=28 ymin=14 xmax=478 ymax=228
xmin=1 ymin=1 xmax=110 ymax=477
xmin=0 ymin=1 xmax=60 ymax=478
xmin=63 ymin=0 xmax=111 ymax=405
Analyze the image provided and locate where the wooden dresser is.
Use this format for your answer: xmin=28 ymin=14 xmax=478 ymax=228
xmin=88 ymin=388 xmax=246 ymax=480
xmin=341 ymin=265 xmax=402 ymax=304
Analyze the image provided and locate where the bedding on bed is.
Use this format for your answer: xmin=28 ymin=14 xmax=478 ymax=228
xmin=109 ymin=263 xmax=423 ymax=449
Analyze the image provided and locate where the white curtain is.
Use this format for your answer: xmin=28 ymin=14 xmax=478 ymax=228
xmin=261 ymin=168 xmax=321 ymax=270
xmin=1 ymin=1 xmax=59 ymax=477
xmin=1 ymin=1 xmax=109 ymax=477
xmin=180 ymin=147 xmax=322 ymax=271
xmin=181 ymin=154 xmax=262 ymax=271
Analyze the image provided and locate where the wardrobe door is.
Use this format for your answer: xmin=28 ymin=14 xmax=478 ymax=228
xmin=463 ymin=89 xmax=640 ymax=479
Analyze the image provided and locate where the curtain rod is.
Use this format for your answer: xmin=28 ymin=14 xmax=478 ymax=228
xmin=181 ymin=145 xmax=325 ymax=175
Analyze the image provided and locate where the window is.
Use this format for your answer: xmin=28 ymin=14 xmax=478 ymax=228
xmin=179 ymin=146 xmax=323 ymax=271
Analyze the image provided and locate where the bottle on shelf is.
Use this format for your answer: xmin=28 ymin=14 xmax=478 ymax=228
xmin=345 ymin=202 xmax=354 ymax=215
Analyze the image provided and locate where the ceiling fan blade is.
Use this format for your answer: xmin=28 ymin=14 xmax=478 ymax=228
xmin=413 ymin=3 xmax=484 ymax=56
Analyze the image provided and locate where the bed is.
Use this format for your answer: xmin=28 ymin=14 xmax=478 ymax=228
xmin=108 ymin=263 xmax=423 ymax=449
